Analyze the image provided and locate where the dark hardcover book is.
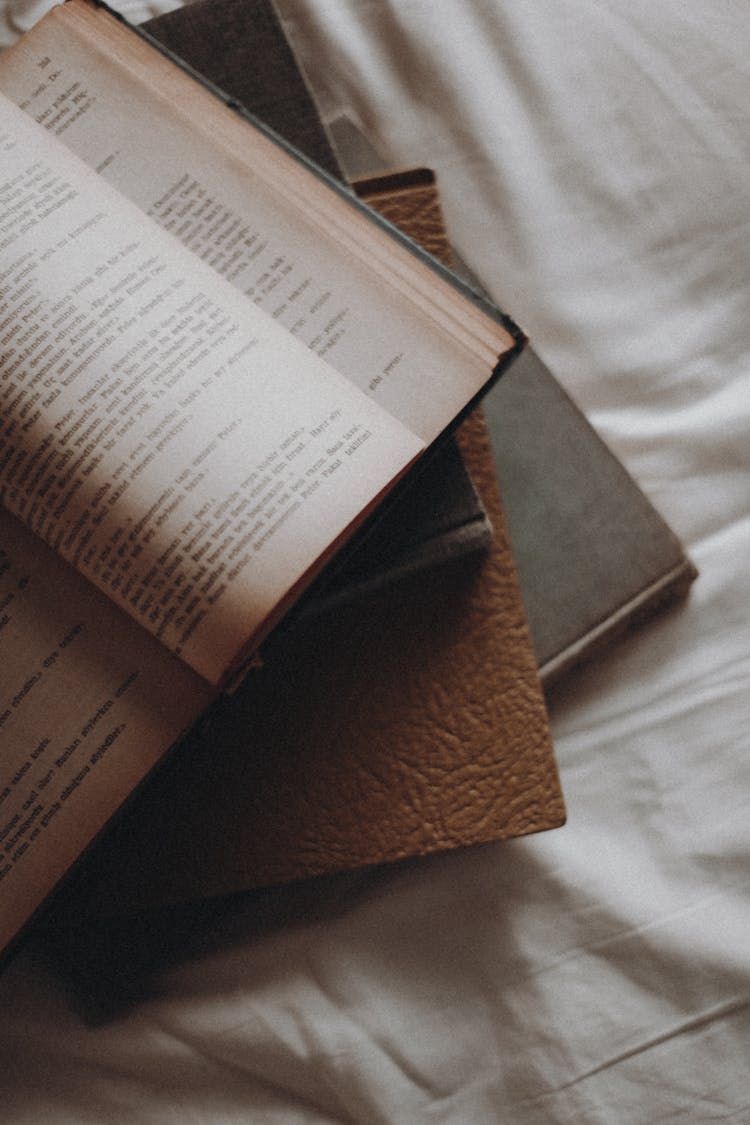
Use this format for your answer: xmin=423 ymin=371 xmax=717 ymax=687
xmin=145 ymin=0 xmax=696 ymax=684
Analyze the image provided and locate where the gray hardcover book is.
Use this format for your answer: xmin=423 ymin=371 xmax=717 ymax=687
xmin=482 ymin=346 xmax=696 ymax=683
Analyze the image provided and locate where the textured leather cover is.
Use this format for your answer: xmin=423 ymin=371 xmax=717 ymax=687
xmin=352 ymin=167 xmax=451 ymax=262
xmin=63 ymin=168 xmax=563 ymax=916
xmin=67 ymin=410 xmax=563 ymax=914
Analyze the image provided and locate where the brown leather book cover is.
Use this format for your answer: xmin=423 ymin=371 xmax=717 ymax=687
xmin=62 ymin=159 xmax=563 ymax=917
xmin=65 ymin=415 xmax=563 ymax=913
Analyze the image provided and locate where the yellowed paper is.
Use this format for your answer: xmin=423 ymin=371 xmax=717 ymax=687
xmin=0 ymin=0 xmax=513 ymax=444
xmin=0 ymin=507 xmax=213 ymax=955
xmin=0 ymin=94 xmax=423 ymax=684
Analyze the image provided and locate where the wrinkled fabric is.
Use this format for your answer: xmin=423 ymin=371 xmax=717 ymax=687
xmin=2 ymin=2 xmax=750 ymax=1121
xmin=0 ymin=0 xmax=181 ymax=46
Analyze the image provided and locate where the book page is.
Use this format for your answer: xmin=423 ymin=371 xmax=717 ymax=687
xmin=0 ymin=0 xmax=517 ymax=444
xmin=0 ymin=505 xmax=213 ymax=956
xmin=0 ymin=95 xmax=424 ymax=684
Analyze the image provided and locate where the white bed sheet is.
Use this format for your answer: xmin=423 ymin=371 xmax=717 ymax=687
xmin=1 ymin=1 xmax=749 ymax=1121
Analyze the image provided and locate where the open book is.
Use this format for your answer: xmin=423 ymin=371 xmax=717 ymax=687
xmin=0 ymin=0 xmax=521 ymax=959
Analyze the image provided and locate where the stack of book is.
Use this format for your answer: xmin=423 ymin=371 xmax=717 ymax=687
xmin=0 ymin=0 xmax=693 ymax=960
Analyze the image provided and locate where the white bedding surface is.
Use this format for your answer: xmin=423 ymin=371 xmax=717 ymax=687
xmin=2 ymin=1 xmax=750 ymax=1121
